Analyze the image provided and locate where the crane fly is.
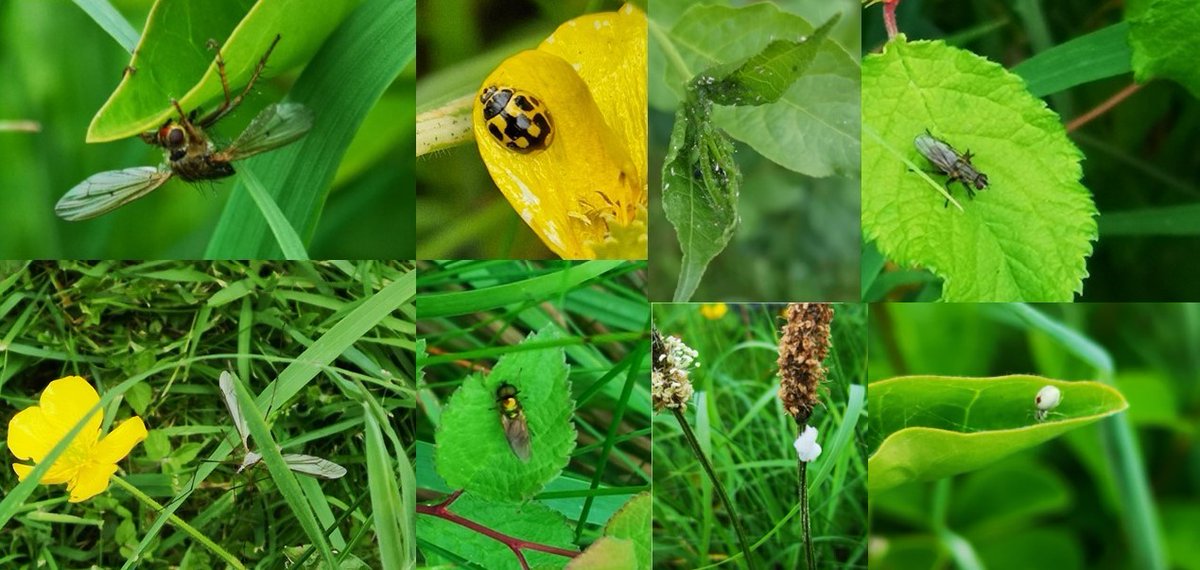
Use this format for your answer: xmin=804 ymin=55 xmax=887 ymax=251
xmin=219 ymin=371 xmax=348 ymax=479
xmin=56 ymin=34 xmax=313 ymax=221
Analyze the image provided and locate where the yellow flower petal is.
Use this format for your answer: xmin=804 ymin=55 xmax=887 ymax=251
xmin=66 ymin=462 xmax=118 ymax=503
xmin=7 ymin=376 xmax=146 ymax=503
xmin=474 ymin=3 xmax=647 ymax=259
xmin=92 ymin=417 xmax=148 ymax=464
xmin=7 ymin=376 xmax=100 ymax=466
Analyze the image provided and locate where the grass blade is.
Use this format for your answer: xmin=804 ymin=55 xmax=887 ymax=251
xmin=72 ymin=0 xmax=138 ymax=53
xmin=240 ymin=167 xmax=310 ymax=259
xmin=206 ymin=0 xmax=416 ymax=257
xmin=1012 ymin=22 xmax=1132 ymax=98
xmin=365 ymin=407 xmax=406 ymax=568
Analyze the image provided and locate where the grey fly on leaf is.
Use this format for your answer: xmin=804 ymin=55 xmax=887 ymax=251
xmin=914 ymin=130 xmax=989 ymax=208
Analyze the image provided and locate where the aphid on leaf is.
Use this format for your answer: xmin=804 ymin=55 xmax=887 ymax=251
xmin=1034 ymin=385 xmax=1061 ymax=423
xmin=57 ymin=34 xmax=313 ymax=221
xmin=914 ymin=129 xmax=989 ymax=208
xmin=496 ymin=381 xmax=531 ymax=462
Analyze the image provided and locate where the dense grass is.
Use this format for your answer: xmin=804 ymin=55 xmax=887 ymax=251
xmin=652 ymin=303 xmax=868 ymax=569
xmin=0 ymin=260 xmax=415 ymax=568
xmin=415 ymin=260 xmax=651 ymax=567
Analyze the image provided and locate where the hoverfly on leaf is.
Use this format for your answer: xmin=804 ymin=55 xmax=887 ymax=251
xmin=56 ymin=34 xmax=312 ymax=221
xmin=496 ymin=382 xmax=531 ymax=462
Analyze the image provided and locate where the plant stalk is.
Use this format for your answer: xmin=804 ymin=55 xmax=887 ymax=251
xmin=111 ymin=476 xmax=246 ymax=570
xmin=799 ymin=458 xmax=814 ymax=570
xmin=672 ymin=408 xmax=756 ymax=570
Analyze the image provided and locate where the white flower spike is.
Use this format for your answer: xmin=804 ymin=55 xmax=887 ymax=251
xmin=1035 ymin=385 xmax=1062 ymax=422
xmin=794 ymin=425 xmax=822 ymax=463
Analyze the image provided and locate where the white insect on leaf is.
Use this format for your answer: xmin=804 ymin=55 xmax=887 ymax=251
xmin=1034 ymin=385 xmax=1062 ymax=423
xmin=218 ymin=371 xmax=347 ymax=479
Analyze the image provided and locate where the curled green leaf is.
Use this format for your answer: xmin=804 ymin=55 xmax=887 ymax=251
xmin=700 ymin=15 xmax=838 ymax=107
xmin=867 ymin=375 xmax=1128 ymax=491
xmin=661 ymin=95 xmax=740 ymax=302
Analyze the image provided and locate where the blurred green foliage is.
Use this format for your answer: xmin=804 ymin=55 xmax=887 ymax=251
xmin=0 ymin=1 xmax=414 ymax=259
xmin=869 ymin=303 xmax=1200 ymax=570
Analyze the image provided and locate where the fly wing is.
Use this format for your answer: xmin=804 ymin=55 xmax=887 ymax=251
xmin=913 ymin=133 xmax=959 ymax=172
xmin=282 ymin=453 xmax=348 ymax=479
xmin=56 ymin=166 xmax=173 ymax=221
xmin=223 ymin=102 xmax=313 ymax=161
xmin=218 ymin=371 xmax=251 ymax=451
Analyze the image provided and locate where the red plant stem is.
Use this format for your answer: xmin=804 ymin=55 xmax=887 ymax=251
xmin=884 ymin=0 xmax=900 ymax=39
xmin=417 ymin=490 xmax=580 ymax=569
xmin=1066 ymin=83 xmax=1142 ymax=133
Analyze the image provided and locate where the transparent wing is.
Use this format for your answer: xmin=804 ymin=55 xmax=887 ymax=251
xmin=914 ymin=134 xmax=959 ymax=171
xmin=56 ymin=166 xmax=173 ymax=221
xmin=223 ymin=102 xmax=313 ymax=161
xmin=282 ymin=453 xmax=348 ymax=479
xmin=218 ymin=371 xmax=251 ymax=451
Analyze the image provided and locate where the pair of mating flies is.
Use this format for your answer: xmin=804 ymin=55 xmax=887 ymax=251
xmin=913 ymin=130 xmax=989 ymax=207
xmin=56 ymin=35 xmax=312 ymax=221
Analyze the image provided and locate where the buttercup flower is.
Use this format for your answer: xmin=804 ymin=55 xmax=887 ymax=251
xmin=699 ymin=303 xmax=728 ymax=320
xmin=8 ymin=376 xmax=147 ymax=503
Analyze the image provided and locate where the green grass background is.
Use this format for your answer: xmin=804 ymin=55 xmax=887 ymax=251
xmin=652 ymin=303 xmax=867 ymax=569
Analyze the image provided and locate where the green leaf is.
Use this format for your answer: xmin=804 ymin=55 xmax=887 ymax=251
xmin=566 ymin=537 xmax=637 ymax=570
xmin=660 ymin=3 xmax=859 ymax=177
xmin=1128 ymin=0 xmax=1200 ymax=99
xmin=434 ymin=326 xmax=576 ymax=501
xmin=867 ymin=375 xmax=1128 ymax=491
xmin=205 ymin=0 xmax=415 ymax=258
xmin=700 ymin=15 xmax=838 ymax=107
xmin=364 ymin=406 xmax=407 ymax=569
xmin=660 ymin=97 xmax=738 ymax=302
xmin=417 ymin=493 xmax=577 ymax=570
xmin=87 ymin=0 xmax=358 ymax=142
xmin=599 ymin=492 xmax=650 ymax=570
xmin=1010 ymin=23 xmax=1132 ymax=98
xmin=862 ymin=37 xmax=1098 ymax=301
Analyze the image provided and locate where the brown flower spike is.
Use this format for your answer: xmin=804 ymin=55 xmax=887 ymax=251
xmin=777 ymin=303 xmax=834 ymax=425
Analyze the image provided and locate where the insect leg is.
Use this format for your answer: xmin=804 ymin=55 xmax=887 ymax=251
xmin=197 ymin=34 xmax=282 ymax=129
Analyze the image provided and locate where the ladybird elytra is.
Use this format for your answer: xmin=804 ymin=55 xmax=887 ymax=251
xmin=479 ymin=85 xmax=554 ymax=154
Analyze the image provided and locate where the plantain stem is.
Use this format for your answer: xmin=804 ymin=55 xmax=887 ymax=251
xmin=672 ymin=408 xmax=756 ymax=570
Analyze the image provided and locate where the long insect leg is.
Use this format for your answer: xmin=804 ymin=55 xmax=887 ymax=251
xmin=197 ymin=34 xmax=282 ymax=128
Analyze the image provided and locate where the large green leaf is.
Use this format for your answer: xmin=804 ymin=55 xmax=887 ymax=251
xmin=867 ymin=375 xmax=1127 ymax=491
xmin=658 ymin=2 xmax=859 ymax=177
xmin=434 ymin=326 xmax=576 ymax=501
xmin=862 ymin=37 xmax=1097 ymax=301
xmin=1128 ymin=0 xmax=1200 ymax=99
xmin=87 ymin=0 xmax=357 ymax=142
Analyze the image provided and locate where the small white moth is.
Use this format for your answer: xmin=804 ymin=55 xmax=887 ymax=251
xmin=219 ymin=371 xmax=347 ymax=479
xmin=1034 ymin=385 xmax=1062 ymax=423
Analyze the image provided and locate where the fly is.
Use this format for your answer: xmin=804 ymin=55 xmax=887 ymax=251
xmin=496 ymin=382 xmax=531 ymax=462
xmin=914 ymin=129 xmax=989 ymax=207
xmin=219 ymin=371 xmax=347 ymax=479
xmin=56 ymin=34 xmax=313 ymax=221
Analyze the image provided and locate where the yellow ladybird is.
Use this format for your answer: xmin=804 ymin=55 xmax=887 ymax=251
xmin=479 ymin=85 xmax=554 ymax=153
